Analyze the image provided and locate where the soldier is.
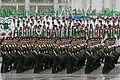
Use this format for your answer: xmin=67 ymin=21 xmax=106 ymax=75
xmin=1 ymin=43 xmax=8 ymax=73
xmin=52 ymin=26 xmax=56 ymax=38
xmin=99 ymin=26 xmax=103 ymax=38
xmin=63 ymin=24 xmax=67 ymax=38
xmin=89 ymin=24 xmax=94 ymax=39
xmin=73 ymin=44 xmax=86 ymax=71
xmin=15 ymin=39 xmax=26 ymax=73
xmin=94 ymin=25 xmax=99 ymax=38
xmin=23 ymin=43 xmax=34 ymax=71
xmin=85 ymin=46 xmax=94 ymax=74
xmin=33 ymin=42 xmax=42 ymax=73
xmin=90 ymin=46 xmax=101 ymax=71
xmin=85 ymin=26 xmax=89 ymax=40
xmin=14 ymin=27 xmax=18 ymax=37
xmin=52 ymin=44 xmax=60 ymax=73
xmin=68 ymin=23 xmax=72 ymax=38
xmin=52 ymin=42 xmax=68 ymax=73
xmin=85 ymin=38 xmax=103 ymax=74
xmin=102 ymin=45 xmax=115 ymax=74
xmin=66 ymin=43 xmax=80 ymax=73
xmin=19 ymin=27 xmax=23 ymax=37
xmin=46 ymin=26 xmax=51 ymax=38
xmin=41 ymin=43 xmax=53 ymax=70
xmin=6 ymin=43 xmax=16 ymax=71
xmin=41 ymin=21 xmax=46 ymax=38
xmin=1 ymin=37 xmax=15 ymax=73
xmin=118 ymin=26 xmax=120 ymax=46
xmin=102 ymin=38 xmax=120 ymax=74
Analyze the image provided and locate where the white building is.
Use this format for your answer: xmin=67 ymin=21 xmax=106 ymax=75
xmin=71 ymin=0 xmax=119 ymax=12
xmin=0 ymin=0 xmax=119 ymax=13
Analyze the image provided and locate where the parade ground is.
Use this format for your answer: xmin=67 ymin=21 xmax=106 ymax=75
xmin=1 ymin=0 xmax=120 ymax=80
xmin=0 ymin=47 xmax=119 ymax=80
xmin=0 ymin=62 xmax=120 ymax=80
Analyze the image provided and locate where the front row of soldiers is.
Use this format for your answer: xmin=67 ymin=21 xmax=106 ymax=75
xmin=0 ymin=37 xmax=120 ymax=74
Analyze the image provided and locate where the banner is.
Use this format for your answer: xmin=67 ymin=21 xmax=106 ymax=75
xmin=0 ymin=17 xmax=13 ymax=39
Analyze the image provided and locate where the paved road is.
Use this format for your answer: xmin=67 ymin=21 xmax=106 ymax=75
xmin=0 ymin=60 xmax=120 ymax=79
xmin=1 ymin=65 xmax=120 ymax=80
xmin=0 ymin=48 xmax=120 ymax=80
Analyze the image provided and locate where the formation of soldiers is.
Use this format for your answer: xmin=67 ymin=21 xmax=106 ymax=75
xmin=0 ymin=37 xmax=120 ymax=74
xmin=1 ymin=15 xmax=120 ymax=42
xmin=0 ymin=15 xmax=120 ymax=74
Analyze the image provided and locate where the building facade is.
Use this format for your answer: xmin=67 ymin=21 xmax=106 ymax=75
xmin=72 ymin=0 xmax=119 ymax=12
xmin=0 ymin=0 xmax=119 ymax=12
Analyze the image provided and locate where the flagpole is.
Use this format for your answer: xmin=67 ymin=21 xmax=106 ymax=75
xmin=102 ymin=0 xmax=104 ymax=14
xmin=89 ymin=0 xmax=92 ymax=16
xmin=65 ymin=0 xmax=67 ymax=16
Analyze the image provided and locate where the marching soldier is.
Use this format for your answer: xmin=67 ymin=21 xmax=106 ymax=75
xmin=1 ymin=43 xmax=8 ymax=73
xmin=89 ymin=24 xmax=94 ymax=39
xmin=1 ymin=15 xmax=120 ymax=75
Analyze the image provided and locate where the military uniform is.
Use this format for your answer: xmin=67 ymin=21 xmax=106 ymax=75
xmin=52 ymin=44 xmax=68 ymax=73
xmin=0 ymin=36 xmax=120 ymax=74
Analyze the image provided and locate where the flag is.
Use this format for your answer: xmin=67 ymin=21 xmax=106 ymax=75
xmin=118 ymin=28 xmax=120 ymax=39
xmin=37 ymin=10 xmax=40 ymax=16
xmin=0 ymin=23 xmax=10 ymax=38
xmin=82 ymin=8 xmax=86 ymax=16
xmin=89 ymin=5 xmax=92 ymax=12
xmin=42 ymin=11 xmax=45 ymax=16
xmin=112 ymin=28 xmax=115 ymax=38
xmin=113 ymin=10 xmax=119 ymax=15
xmin=42 ymin=10 xmax=45 ymax=16
xmin=51 ymin=8 xmax=55 ymax=14
xmin=0 ymin=23 xmax=9 ymax=30
xmin=68 ymin=10 xmax=72 ymax=17
xmin=41 ymin=29 xmax=44 ymax=38
xmin=103 ymin=9 xmax=107 ymax=16
xmin=0 ymin=9 xmax=1 ymax=16
xmin=87 ymin=8 xmax=90 ymax=15
xmin=105 ymin=8 xmax=110 ymax=13
xmin=22 ymin=9 xmax=26 ymax=17
xmin=7 ymin=9 xmax=12 ymax=16
xmin=108 ymin=10 xmax=113 ymax=17
xmin=17 ymin=13 xmax=21 ymax=18
xmin=46 ymin=9 xmax=50 ymax=16
xmin=17 ymin=10 xmax=21 ymax=18
xmin=102 ymin=6 xmax=104 ymax=12
xmin=56 ymin=10 xmax=61 ymax=16
xmin=78 ymin=9 xmax=82 ymax=15
xmin=27 ymin=10 xmax=32 ymax=16
xmin=1 ymin=7 xmax=7 ymax=17
xmin=12 ymin=9 xmax=17 ymax=16
xmin=72 ymin=29 xmax=76 ymax=38
xmin=91 ymin=9 xmax=96 ymax=15
xmin=103 ymin=8 xmax=110 ymax=16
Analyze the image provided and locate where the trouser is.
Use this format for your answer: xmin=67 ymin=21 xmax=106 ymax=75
xmin=91 ymin=54 xmax=101 ymax=71
xmin=75 ymin=53 xmax=86 ymax=69
xmin=85 ymin=55 xmax=93 ymax=74
xmin=66 ymin=55 xmax=79 ymax=73
xmin=85 ymin=53 xmax=97 ymax=74
xmin=34 ymin=55 xmax=43 ymax=73
xmin=16 ymin=56 xmax=25 ymax=73
xmin=24 ymin=56 xmax=35 ymax=70
xmin=1 ymin=54 xmax=10 ymax=73
xmin=59 ymin=54 xmax=68 ymax=71
xmin=52 ymin=54 xmax=68 ymax=73
xmin=6 ymin=56 xmax=16 ymax=71
xmin=102 ymin=54 xmax=116 ymax=74
xmin=47 ymin=55 xmax=53 ymax=69
xmin=42 ymin=53 xmax=53 ymax=70
xmin=112 ymin=52 xmax=120 ymax=64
